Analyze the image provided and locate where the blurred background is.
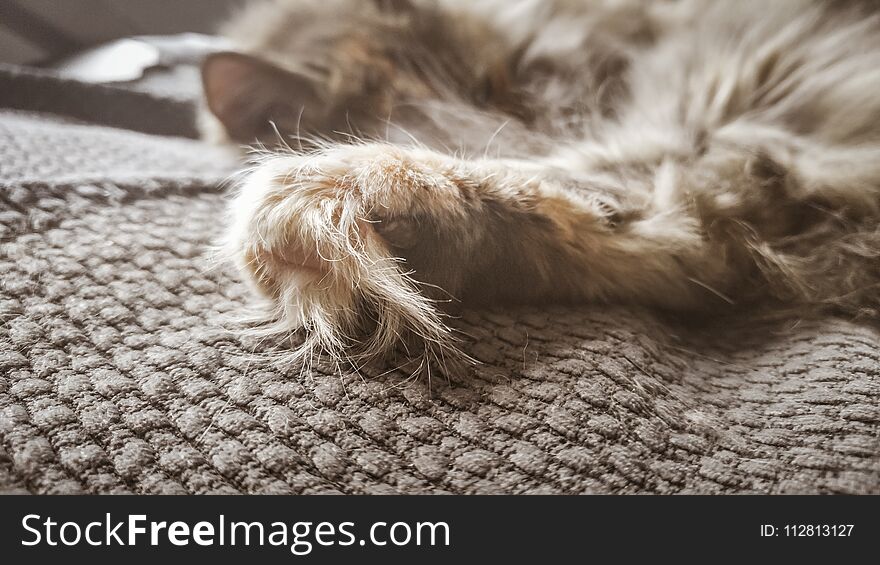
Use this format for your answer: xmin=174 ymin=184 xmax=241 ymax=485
xmin=0 ymin=0 xmax=243 ymax=65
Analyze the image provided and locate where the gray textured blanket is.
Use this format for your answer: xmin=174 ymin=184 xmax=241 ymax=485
xmin=1 ymin=63 xmax=877 ymax=494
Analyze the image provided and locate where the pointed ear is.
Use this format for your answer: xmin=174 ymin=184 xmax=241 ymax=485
xmin=201 ymin=51 xmax=322 ymax=141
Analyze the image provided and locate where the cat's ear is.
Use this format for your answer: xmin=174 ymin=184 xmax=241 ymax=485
xmin=201 ymin=51 xmax=322 ymax=141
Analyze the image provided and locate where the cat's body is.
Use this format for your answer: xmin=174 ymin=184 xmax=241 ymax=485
xmin=201 ymin=0 xmax=880 ymax=368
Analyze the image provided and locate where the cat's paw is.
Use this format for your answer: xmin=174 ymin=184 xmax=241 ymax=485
xmin=224 ymin=144 xmax=478 ymax=368
xmin=224 ymin=143 xmax=624 ymax=368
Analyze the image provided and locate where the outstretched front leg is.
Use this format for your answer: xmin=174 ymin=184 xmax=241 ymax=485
xmin=225 ymin=143 xmax=740 ymax=366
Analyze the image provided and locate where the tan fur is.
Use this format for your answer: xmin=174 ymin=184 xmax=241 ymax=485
xmin=202 ymin=0 xmax=880 ymax=372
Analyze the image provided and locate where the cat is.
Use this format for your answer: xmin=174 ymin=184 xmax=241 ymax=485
xmin=200 ymin=0 xmax=880 ymax=371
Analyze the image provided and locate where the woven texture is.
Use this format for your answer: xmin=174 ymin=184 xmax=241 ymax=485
xmin=1 ymin=64 xmax=878 ymax=494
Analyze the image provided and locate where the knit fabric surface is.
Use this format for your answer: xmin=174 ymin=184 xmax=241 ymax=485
xmin=1 ymin=64 xmax=877 ymax=494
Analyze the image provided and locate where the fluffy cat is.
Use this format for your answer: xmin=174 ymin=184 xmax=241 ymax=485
xmin=200 ymin=0 xmax=880 ymax=371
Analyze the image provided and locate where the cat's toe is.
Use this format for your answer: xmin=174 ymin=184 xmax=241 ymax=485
xmin=372 ymin=216 xmax=421 ymax=250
